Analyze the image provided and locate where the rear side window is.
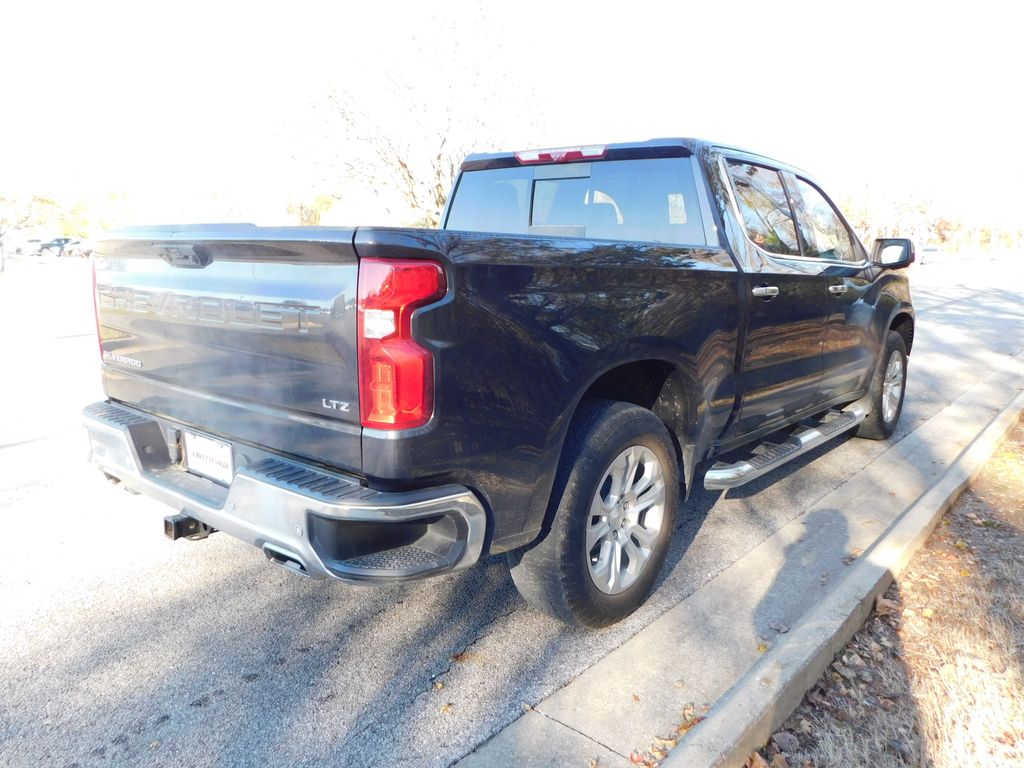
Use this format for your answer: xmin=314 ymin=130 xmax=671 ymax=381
xmin=444 ymin=158 xmax=706 ymax=246
xmin=725 ymin=161 xmax=800 ymax=256
xmin=790 ymin=177 xmax=857 ymax=262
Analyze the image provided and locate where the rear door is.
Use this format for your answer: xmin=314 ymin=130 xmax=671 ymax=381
xmin=94 ymin=225 xmax=362 ymax=472
xmin=720 ymin=158 xmax=830 ymax=436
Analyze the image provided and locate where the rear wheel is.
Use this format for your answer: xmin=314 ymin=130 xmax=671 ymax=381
xmin=857 ymin=330 xmax=908 ymax=440
xmin=508 ymin=400 xmax=678 ymax=627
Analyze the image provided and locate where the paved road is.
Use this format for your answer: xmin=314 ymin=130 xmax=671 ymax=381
xmin=1 ymin=253 xmax=1022 ymax=768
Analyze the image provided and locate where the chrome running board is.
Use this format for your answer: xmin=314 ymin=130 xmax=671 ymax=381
xmin=704 ymin=404 xmax=868 ymax=490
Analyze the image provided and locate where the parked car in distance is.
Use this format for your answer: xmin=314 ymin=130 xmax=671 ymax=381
xmin=39 ymin=237 xmax=74 ymax=256
xmin=82 ymin=138 xmax=915 ymax=627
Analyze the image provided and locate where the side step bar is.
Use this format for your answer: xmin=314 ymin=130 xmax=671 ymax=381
xmin=704 ymin=404 xmax=868 ymax=490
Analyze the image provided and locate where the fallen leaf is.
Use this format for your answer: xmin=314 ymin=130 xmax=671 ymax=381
xmin=588 ymin=758 xmax=600 ymax=768
xmin=673 ymin=678 xmax=685 ymax=688
xmin=842 ymin=548 xmax=863 ymax=565
xmin=757 ymin=642 xmax=770 ymax=653
xmin=440 ymin=702 xmax=453 ymax=714
xmin=675 ymin=702 xmax=705 ymax=735
xmin=677 ymin=717 xmax=705 ymax=735
xmin=771 ymin=755 xmax=790 ymax=768
xmin=875 ymin=597 xmax=900 ymax=615
xmin=434 ymin=681 xmax=444 ymax=690
xmin=632 ymin=693 xmax=641 ymax=703
xmin=451 ymin=651 xmax=480 ymax=664
xmin=745 ymin=752 xmax=770 ymax=768
xmin=654 ymin=735 xmax=678 ymax=747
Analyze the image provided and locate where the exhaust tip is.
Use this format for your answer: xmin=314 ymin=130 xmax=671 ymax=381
xmin=263 ymin=544 xmax=310 ymax=577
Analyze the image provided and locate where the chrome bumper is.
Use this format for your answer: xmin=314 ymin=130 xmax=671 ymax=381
xmin=82 ymin=401 xmax=487 ymax=582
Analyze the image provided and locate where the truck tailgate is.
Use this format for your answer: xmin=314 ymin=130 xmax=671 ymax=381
xmin=93 ymin=225 xmax=362 ymax=473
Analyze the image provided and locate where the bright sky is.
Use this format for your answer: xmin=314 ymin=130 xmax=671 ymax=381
xmin=2 ymin=0 xmax=1020 ymax=227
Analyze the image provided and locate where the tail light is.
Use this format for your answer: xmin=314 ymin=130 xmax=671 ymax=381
xmin=357 ymin=258 xmax=446 ymax=430
xmin=515 ymin=145 xmax=607 ymax=164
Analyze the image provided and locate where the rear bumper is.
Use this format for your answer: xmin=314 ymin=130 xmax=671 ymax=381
xmin=82 ymin=401 xmax=487 ymax=582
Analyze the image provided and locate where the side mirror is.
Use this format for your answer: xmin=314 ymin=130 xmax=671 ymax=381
xmin=871 ymin=238 xmax=915 ymax=269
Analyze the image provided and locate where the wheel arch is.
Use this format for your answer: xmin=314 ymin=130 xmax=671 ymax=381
xmin=569 ymin=357 xmax=704 ymax=497
xmin=889 ymin=310 xmax=915 ymax=355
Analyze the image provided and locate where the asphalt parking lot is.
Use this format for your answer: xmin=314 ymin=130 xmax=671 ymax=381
xmin=2 ymin=252 xmax=1022 ymax=767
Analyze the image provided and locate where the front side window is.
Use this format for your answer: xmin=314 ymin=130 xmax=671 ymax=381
xmin=791 ymin=178 xmax=856 ymax=262
xmin=725 ymin=160 xmax=800 ymax=256
xmin=445 ymin=158 xmax=706 ymax=247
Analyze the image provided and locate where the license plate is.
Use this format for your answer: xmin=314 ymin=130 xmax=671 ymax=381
xmin=183 ymin=430 xmax=234 ymax=486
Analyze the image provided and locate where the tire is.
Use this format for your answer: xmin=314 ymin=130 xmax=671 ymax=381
xmin=508 ymin=400 xmax=678 ymax=627
xmin=857 ymin=330 xmax=908 ymax=440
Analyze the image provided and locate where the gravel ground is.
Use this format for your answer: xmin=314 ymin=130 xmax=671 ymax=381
xmin=747 ymin=416 xmax=1024 ymax=768
xmin=1 ymin=254 xmax=1022 ymax=768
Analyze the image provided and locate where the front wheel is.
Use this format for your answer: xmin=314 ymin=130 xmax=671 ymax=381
xmin=508 ymin=400 xmax=678 ymax=627
xmin=857 ymin=330 xmax=908 ymax=440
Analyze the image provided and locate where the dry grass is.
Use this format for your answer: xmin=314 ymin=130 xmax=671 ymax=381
xmin=749 ymin=418 xmax=1024 ymax=768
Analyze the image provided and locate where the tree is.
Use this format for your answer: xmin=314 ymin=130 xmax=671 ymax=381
xmin=928 ymin=215 xmax=961 ymax=244
xmin=287 ymin=194 xmax=336 ymax=226
xmin=315 ymin=89 xmax=469 ymax=228
xmin=0 ymin=195 xmax=39 ymax=271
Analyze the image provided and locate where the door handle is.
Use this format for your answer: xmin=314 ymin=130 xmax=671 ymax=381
xmin=752 ymin=285 xmax=779 ymax=299
xmin=828 ymin=284 xmax=848 ymax=295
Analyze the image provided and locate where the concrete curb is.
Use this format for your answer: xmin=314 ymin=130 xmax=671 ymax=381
xmin=665 ymin=386 xmax=1024 ymax=768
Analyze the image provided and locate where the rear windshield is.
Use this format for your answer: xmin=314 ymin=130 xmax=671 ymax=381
xmin=444 ymin=158 xmax=706 ymax=246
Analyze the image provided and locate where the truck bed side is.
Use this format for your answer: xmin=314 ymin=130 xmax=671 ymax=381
xmin=354 ymin=228 xmax=742 ymax=550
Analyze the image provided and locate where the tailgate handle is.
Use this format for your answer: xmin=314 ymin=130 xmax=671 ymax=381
xmin=156 ymin=243 xmax=212 ymax=268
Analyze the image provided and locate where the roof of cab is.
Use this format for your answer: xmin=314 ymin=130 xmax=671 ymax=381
xmin=460 ymin=138 xmax=700 ymax=171
xmin=459 ymin=137 xmax=802 ymax=175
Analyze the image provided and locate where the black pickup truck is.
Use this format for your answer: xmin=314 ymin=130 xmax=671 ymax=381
xmin=83 ymin=138 xmax=914 ymax=627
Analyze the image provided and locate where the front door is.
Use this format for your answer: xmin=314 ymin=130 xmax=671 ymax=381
xmin=784 ymin=173 xmax=877 ymax=403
